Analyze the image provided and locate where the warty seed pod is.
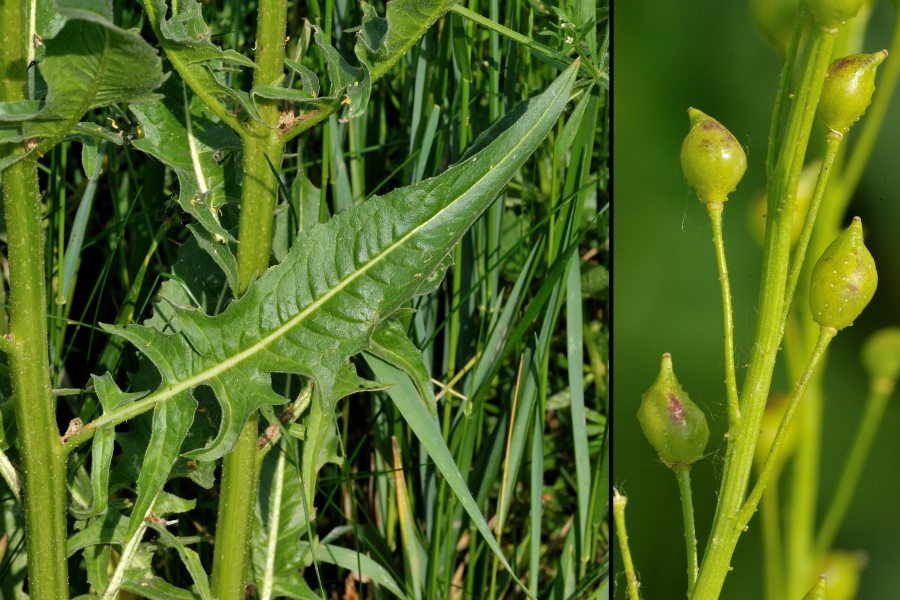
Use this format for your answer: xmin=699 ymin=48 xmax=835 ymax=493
xmin=819 ymin=51 xmax=888 ymax=137
xmin=680 ymin=108 xmax=747 ymax=205
xmin=809 ymin=217 xmax=878 ymax=331
xmin=637 ymin=353 xmax=709 ymax=468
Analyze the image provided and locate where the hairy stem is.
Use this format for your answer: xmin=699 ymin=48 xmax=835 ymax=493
xmin=692 ymin=26 xmax=837 ymax=599
xmin=0 ymin=0 xmax=69 ymax=596
xmin=737 ymin=327 xmax=836 ymax=527
xmin=210 ymin=0 xmax=288 ymax=597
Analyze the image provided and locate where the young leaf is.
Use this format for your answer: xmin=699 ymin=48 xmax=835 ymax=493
xmin=0 ymin=4 xmax=164 ymax=169
xmin=130 ymin=77 xmax=241 ymax=243
xmin=354 ymin=0 xmax=459 ymax=83
xmin=251 ymin=440 xmax=310 ymax=600
xmin=93 ymin=63 xmax=578 ymax=580
xmin=140 ymin=0 xmax=262 ymax=128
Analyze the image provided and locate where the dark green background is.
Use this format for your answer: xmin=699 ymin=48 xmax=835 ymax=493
xmin=614 ymin=1 xmax=900 ymax=597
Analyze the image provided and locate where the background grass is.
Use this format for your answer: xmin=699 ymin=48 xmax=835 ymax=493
xmin=0 ymin=1 xmax=608 ymax=597
xmin=614 ymin=1 xmax=900 ymax=597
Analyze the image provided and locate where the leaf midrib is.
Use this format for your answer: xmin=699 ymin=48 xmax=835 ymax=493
xmin=91 ymin=70 xmax=568 ymax=430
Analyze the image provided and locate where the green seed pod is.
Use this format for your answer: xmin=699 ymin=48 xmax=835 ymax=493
xmin=819 ymin=51 xmax=888 ymax=137
xmin=861 ymin=327 xmax=900 ymax=391
xmin=680 ymin=108 xmax=747 ymax=205
xmin=810 ymin=0 xmax=864 ymax=30
xmin=802 ymin=577 xmax=827 ymax=600
xmin=637 ymin=353 xmax=709 ymax=467
xmin=809 ymin=217 xmax=878 ymax=331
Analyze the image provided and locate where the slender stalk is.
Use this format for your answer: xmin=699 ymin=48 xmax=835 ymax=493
xmin=210 ymin=0 xmax=288 ymax=597
xmin=706 ymin=203 xmax=740 ymax=428
xmin=674 ymin=466 xmax=699 ymax=595
xmin=1 ymin=0 xmax=69 ymax=596
xmin=612 ymin=490 xmax=640 ymax=600
xmin=814 ymin=379 xmax=894 ymax=555
xmin=779 ymin=132 xmax=840 ymax=588
xmin=692 ymin=27 xmax=837 ymax=599
xmin=737 ymin=326 xmax=836 ymax=528
xmin=782 ymin=134 xmax=842 ymax=325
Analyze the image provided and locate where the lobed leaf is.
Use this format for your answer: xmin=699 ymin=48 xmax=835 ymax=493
xmin=96 ymin=61 xmax=578 ymax=583
xmin=130 ymin=77 xmax=241 ymax=243
xmin=0 ymin=3 xmax=164 ymax=169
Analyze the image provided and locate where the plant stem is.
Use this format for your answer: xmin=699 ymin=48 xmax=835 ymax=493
xmin=706 ymin=203 xmax=740 ymax=428
xmin=814 ymin=379 xmax=894 ymax=555
xmin=612 ymin=490 xmax=640 ymax=600
xmin=782 ymin=135 xmax=842 ymax=323
xmin=674 ymin=466 xmax=699 ymax=595
xmin=139 ymin=0 xmax=244 ymax=134
xmin=766 ymin=2 xmax=808 ymax=182
xmin=692 ymin=27 xmax=837 ymax=600
xmin=737 ymin=326 xmax=836 ymax=527
xmin=2 ymin=158 xmax=70 ymax=600
xmin=210 ymin=0 xmax=288 ymax=597
xmin=1 ymin=0 xmax=69 ymax=596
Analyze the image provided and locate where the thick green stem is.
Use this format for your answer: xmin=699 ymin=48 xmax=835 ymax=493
xmin=210 ymin=0 xmax=288 ymax=597
xmin=692 ymin=27 xmax=837 ymax=600
xmin=674 ymin=466 xmax=699 ymax=595
xmin=2 ymin=159 xmax=70 ymax=600
xmin=1 ymin=0 xmax=69 ymax=597
xmin=737 ymin=327 xmax=836 ymax=527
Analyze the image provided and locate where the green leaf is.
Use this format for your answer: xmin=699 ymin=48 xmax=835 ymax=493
xmin=141 ymin=0 xmax=262 ymax=127
xmin=355 ymin=0 xmax=459 ymax=83
xmin=300 ymin=541 xmax=407 ymax=599
xmin=67 ymin=511 xmax=128 ymax=557
xmin=148 ymin=523 xmax=213 ymax=600
xmin=0 ymin=5 xmax=164 ymax=169
xmin=313 ymin=27 xmax=371 ymax=122
xmin=366 ymin=319 xmax=436 ymax=417
xmin=97 ymin=63 xmax=578 ymax=577
xmin=251 ymin=440 xmax=311 ymax=600
xmin=130 ymin=77 xmax=241 ymax=243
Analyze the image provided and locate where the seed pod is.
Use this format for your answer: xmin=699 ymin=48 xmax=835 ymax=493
xmin=861 ymin=327 xmax=900 ymax=389
xmin=809 ymin=217 xmax=878 ymax=331
xmin=810 ymin=0 xmax=864 ymax=30
xmin=819 ymin=51 xmax=888 ymax=137
xmin=637 ymin=353 xmax=709 ymax=467
xmin=680 ymin=108 xmax=747 ymax=205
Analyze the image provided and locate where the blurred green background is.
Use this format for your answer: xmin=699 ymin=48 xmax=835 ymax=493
xmin=614 ymin=1 xmax=900 ymax=598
